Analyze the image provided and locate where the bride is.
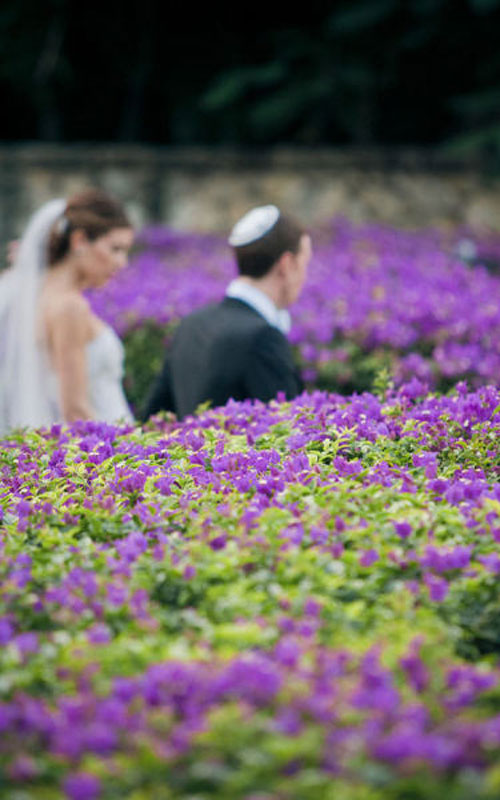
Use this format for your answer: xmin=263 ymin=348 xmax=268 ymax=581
xmin=0 ymin=189 xmax=134 ymax=432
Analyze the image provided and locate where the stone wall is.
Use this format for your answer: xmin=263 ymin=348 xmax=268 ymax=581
xmin=1 ymin=144 xmax=500 ymax=254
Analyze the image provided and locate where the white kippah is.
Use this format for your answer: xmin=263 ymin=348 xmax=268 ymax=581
xmin=228 ymin=205 xmax=280 ymax=247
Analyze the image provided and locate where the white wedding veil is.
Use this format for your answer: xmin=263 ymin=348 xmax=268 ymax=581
xmin=0 ymin=198 xmax=66 ymax=434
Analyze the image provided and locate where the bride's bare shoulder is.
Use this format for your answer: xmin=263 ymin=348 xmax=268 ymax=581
xmin=41 ymin=289 xmax=92 ymax=340
xmin=42 ymin=287 xmax=89 ymax=316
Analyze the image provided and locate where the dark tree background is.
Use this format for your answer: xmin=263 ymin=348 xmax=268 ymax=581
xmin=0 ymin=0 xmax=499 ymax=156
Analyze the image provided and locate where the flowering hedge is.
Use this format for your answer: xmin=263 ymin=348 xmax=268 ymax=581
xmin=89 ymin=219 xmax=500 ymax=410
xmin=2 ymin=381 xmax=500 ymax=798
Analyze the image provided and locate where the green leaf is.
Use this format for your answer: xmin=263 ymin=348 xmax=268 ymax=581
xmin=328 ymin=0 xmax=398 ymax=33
xmin=202 ymin=63 xmax=287 ymax=110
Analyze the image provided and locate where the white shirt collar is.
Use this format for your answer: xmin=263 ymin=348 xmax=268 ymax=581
xmin=225 ymin=278 xmax=291 ymax=334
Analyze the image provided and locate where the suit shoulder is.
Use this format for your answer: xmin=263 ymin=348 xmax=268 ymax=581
xmin=221 ymin=298 xmax=274 ymax=330
xmin=178 ymin=298 xmax=270 ymax=335
xmin=175 ymin=301 xmax=221 ymax=330
xmin=252 ymin=323 xmax=289 ymax=346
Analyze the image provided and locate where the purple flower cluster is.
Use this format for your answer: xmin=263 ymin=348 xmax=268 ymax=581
xmin=1 ymin=634 xmax=500 ymax=790
xmin=1 ymin=382 xmax=500 ymax=795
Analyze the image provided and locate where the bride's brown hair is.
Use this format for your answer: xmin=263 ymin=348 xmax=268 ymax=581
xmin=48 ymin=188 xmax=131 ymax=266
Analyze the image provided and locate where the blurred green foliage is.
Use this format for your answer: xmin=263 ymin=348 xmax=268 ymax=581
xmin=0 ymin=0 xmax=498 ymax=159
xmin=122 ymin=322 xmax=171 ymax=416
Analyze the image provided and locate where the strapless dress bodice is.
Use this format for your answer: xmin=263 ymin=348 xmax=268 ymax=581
xmin=85 ymin=325 xmax=133 ymax=423
xmin=44 ymin=324 xmax=132 ymax=424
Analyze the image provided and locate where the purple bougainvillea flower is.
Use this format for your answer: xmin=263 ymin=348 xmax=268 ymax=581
xmin=14 ymin=632 xmax=39 ymax=655
xmin=183 ymin=565 xmax=196 ymax=580
xmin=400 ymin=640 xmax=430 ymax=693
xmin=478 ymin=553 xmax=500 ymax=574
xmin=423 ymin=573 xmax=449 ymax=602
xmin=209 ymin=534 xmax=227 ymax=551
xmin=394 ymin=521 xmax=412 ymax=539
xmin=86 ymin=624 xmax=112 ymax=645
xmin=0 ymin=618 xmax=14 ymax=645
xmin=359 ymin=548 xmax=379 ymax=567
xmin=63 ymin=772 xmax=101 ymax=800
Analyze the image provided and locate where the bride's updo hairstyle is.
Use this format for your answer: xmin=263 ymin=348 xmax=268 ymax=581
xmin=48 ymin=188 xmax=131 ymax=266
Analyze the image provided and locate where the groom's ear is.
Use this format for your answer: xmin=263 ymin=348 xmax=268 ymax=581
xmin=274 ymin=250 xmax=294 ymax=280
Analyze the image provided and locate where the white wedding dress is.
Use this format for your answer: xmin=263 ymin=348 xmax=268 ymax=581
xmin=85 ymin=325 xmax=133 ymax=424
xmin=44 ymin=323 xmax=133 ymax=426
xmin=0 ymin=199 xmax=133 ymax=434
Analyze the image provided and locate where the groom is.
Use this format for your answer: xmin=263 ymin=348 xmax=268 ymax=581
xmin=142 ymin=205 xmax=312 ymax=420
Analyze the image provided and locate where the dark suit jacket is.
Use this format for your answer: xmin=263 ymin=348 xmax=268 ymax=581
xmin=142 ymin=297 xmax=303 ymax=420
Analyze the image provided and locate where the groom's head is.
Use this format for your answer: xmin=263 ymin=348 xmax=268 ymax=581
xmin=228 ymin=205 xmax=312 ymax=307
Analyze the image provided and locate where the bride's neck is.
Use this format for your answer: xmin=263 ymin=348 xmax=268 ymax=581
xmin=45 ymin=257 xmax=87 ymax=291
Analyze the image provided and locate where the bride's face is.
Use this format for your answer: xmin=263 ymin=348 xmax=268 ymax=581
xmin=77 ymin=227 xmax=134 ymax=288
